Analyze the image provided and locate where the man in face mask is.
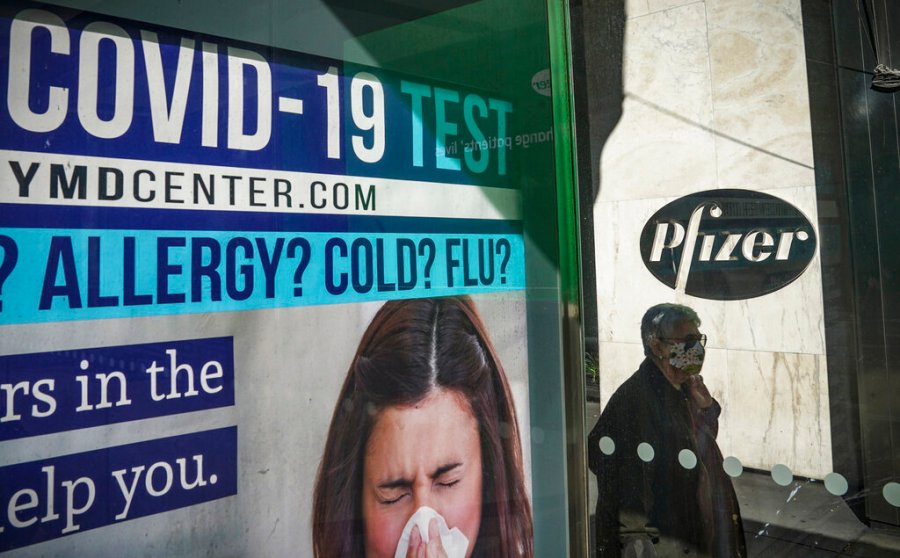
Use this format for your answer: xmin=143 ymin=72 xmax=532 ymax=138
xmin=588 ymin=303 xmax=746 ymax=558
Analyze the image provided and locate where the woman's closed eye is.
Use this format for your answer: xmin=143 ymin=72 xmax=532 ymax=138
xmin=377 ymin=489 xmax=408 ymax=505
xmin=433 ymin=463 xmax=464 ymax=489
xmin=375 ymin=480 xmax=412 ymax=505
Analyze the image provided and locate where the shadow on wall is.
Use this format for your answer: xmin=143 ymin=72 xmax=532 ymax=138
xmin=570 ymin=0 xmax=626 ymax=363
xmin=572 ymin=0 xmax=625 ymax=206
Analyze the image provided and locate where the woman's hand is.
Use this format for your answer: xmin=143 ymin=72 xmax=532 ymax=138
xmin=406 ymin=518 xmax=449 ymax=558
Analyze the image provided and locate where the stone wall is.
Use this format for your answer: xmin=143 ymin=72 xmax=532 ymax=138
xmin=592 ymin=0 xmax=831 ymax=478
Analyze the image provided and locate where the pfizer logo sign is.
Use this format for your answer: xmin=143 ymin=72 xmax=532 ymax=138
xmin=531 ymin=69 xmax=551 ymax=96
xmin=639 ymin=189 xmax=817 ymax=300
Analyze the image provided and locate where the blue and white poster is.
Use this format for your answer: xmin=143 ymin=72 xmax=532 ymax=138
xmin=0 ymin=1 xmax=544 ymax=555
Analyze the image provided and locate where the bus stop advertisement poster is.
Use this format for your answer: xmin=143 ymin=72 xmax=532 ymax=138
xmin=0 ymin=3 xmax=533 ymax=554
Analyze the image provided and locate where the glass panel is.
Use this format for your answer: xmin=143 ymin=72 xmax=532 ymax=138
xmin=0 ymin=1 xmax=576 ymax=555
xmin=573 ymin=0 xmax=900 ymax=556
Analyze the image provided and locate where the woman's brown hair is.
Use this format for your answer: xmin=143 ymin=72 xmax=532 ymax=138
xmin=312 ymin=296 xmax=533 ymax=557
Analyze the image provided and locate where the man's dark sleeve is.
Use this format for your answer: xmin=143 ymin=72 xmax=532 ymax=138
xmin=589 ymin=388 xmax=661 ymax=557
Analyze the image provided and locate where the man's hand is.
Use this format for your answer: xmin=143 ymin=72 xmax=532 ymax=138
xmin=685 ymin=375 xmax=712 ymax=409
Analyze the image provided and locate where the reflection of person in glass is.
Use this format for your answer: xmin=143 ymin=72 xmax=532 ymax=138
xmin=588 ymin=303 xmax=746 ymax=557
xmin=313 ymin=297 xmax=533 ymax=558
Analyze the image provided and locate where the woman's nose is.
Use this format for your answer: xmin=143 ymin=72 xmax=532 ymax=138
xmin=412 ymin=485 xmax=435 ymax=511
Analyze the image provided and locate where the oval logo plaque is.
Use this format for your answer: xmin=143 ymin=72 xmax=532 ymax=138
xmin=639 ymin=189 xmax=817 ymax=300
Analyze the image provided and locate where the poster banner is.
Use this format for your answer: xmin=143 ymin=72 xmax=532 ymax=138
xmin=0 ymin=2 xmax=537 ymax=555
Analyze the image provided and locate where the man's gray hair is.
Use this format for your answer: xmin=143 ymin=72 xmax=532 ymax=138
xmin=640 ymin=303 xmax=701 ymax=358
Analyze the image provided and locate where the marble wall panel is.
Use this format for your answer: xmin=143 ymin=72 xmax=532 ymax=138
xmin=599 ymin=102 xmax=719 ymax=202
xmin=721 ymin=350 xmax=832 ymax=478
xmin=593 ymin=0 xmax=830 ymax=477
xmin=706 ymin=0 xmax=815 ymax=191
xmin=718 ymin=185 xmax=827 ymax=354
xmin=648 ymin=0 xmax=704 ymax=15
xmin=598 ymin=2 xmax=717 ymax=202
xmin=593 ymin=198 xmax=663 ymax=342
xmin=626 ymin=0 xmax=651 ymax=19
xmin=596 ymin=340 xmax=643 ymax=407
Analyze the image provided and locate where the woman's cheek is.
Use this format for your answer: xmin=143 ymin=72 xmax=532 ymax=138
xmin=441 ymin=487 xmax=482 ymax=551
xmin=364 ymin=507 xmax=407 ymax=558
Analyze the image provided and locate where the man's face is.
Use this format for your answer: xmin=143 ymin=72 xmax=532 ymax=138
xmin=654 ymin=320 xmax=704 ymax=386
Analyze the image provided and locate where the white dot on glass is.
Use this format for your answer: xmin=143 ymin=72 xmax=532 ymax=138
xmin=884 ymin=482 xmax=900 ymax=507
xmin=771 ymin=464 xmax=793 ymax=486
xmin=637 ymin=442 xmax=655 ymax=462
xmin=722 ymin=456 xmax=743 ymax=478
xmin=824 ymin=472 xmax=849 ymax=496
xmin=210 ymin=474 xmax=218 ymax=485
xmin=599 ymin=436 xmax=615 ymax=455
xmin=709 ymin=204 xmax=723 ymax=218
xmin=678 ymin=449 xmax=697 ymax=469
xmin=80 ymin=359 xmax=89 ymax=370
xmin=797 ymin=230 xmax=809 ymax=241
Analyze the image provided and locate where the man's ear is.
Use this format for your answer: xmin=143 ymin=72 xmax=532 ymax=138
xmin=648 ymin=338 xmax=663 ymax=359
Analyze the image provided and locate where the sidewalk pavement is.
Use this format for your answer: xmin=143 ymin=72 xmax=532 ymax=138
xmin=585 ymin=400 xmax=900 ymax=555
xmin=734 ymin=470 xmax=900 ymax=557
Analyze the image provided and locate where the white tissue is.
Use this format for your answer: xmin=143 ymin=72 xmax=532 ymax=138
xmin=393 ymin=506 xmax=469 ymax=558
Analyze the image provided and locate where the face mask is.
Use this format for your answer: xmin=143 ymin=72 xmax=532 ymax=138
xmin=666 ymin=338 xmax=705 ymax=375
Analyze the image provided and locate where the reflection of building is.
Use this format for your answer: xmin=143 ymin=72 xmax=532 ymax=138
xmin=572 ymin=0 xmax=899 ymax=533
